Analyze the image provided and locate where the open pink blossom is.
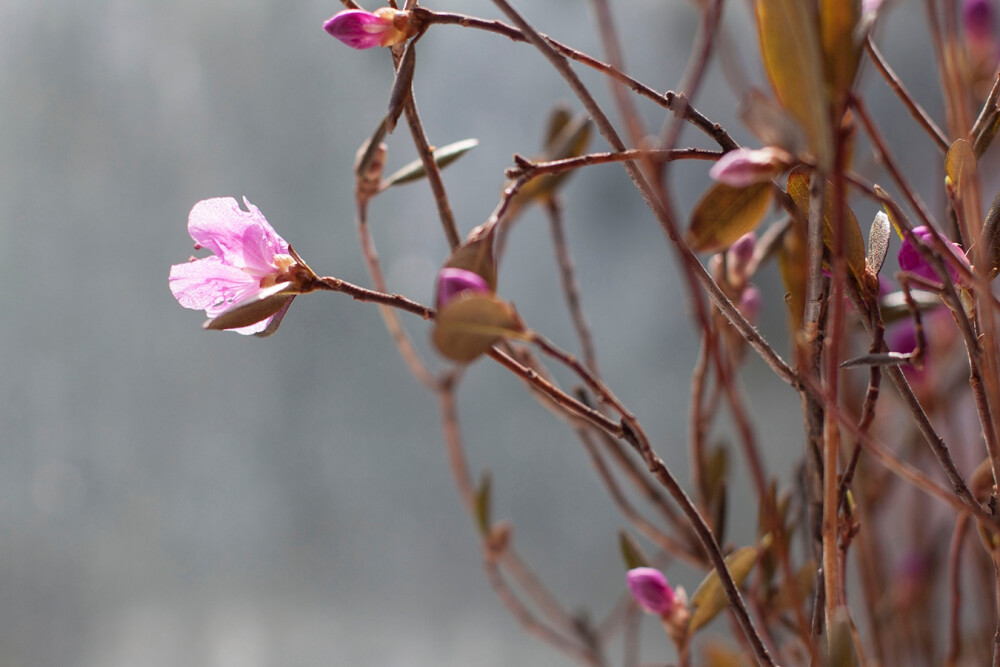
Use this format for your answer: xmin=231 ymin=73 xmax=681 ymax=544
xmin=626 ymin=567 xmax=676 ymax=615
xmin=169 ymin=197 xmax=295 ymax=335
xmin=897 ymin=226 xmax=970 ymax=287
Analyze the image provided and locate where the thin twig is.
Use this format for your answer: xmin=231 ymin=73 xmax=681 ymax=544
xmin=865 ymin=36 xmax=950 ymax=152
xmin=576 ymin=427 xmax=703 ymax=567
xmin=401 ymin=94 xmax=461 ymax=249
xmin=506 ymin=148 xmax=722 ymax=181
xmin=316 ymin=276 xmax=435 ymax=319
xmin=946 ymin=514 xmax=969 ymax=667
xmin=546 ymin=198 xmax=601 ymax=377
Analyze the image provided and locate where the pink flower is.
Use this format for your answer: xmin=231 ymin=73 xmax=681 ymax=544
xmin=435 ymin=267 xmax=490 ymax=309
xmin=897 ymin=226 xmax=970 ymax=287
xmin=626 ymin=567 xmax=676 ymax=615
xmin=708 ymin=147 xmax=792 ymax=188
xmin=323 ymin=8 xmax=414 ymax=49
xmin=169 ymin=197 xmax=297 ymax=335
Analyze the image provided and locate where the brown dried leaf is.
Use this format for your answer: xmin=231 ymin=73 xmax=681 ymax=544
xmin=821 ymin=0 xmax=862 ymax=99
xmin=983 ymin=188 xmax=1000 ymax=275
xmin=786 ymin=166 xmax=867 ymax=286
xmin=687 ymin=182 xmax=773 ymax=253
xmin=946 ymin=138 xmax=977 ymax=191
xmin=432 ymin=293 xmax=527 ymax=363
xmin=688 ymin=546 xmax=760 ymax=635
xmin=445 ymin=226 xmax=498 ymax=291
xmin=203 ymin=283 xmax=296 ymax=332
xmin=755 ymin=0 xmax=832 ymax=168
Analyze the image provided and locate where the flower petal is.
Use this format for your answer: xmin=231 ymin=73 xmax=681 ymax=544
xmin=626 ymin=567 xmax=676 ymax=615
xmin=187 ymin=197 xmax=288 ymax=270
xmin=324 ymin=9 xmax=393 ymax=49
xmin=169 ymin=255 xmax=260 ymax=314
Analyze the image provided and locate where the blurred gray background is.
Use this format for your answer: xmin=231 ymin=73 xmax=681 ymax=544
xmin=0 ymin=1 xmax=952 ymax=665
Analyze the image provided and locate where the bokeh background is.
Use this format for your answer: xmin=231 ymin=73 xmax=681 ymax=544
xmin=0 ymin=1 xmax=951 ymax=665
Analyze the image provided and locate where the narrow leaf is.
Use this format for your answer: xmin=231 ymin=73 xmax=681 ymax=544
xmin=619 ymin=531 xmax=650 ymax=570
xmin=688 ymin=546 xmax=760 ymax=634
xmin=544 ymin=105 xmax=573 ymax=150
xmin=786 ymin=167 xmax=867 ymax=285
xmin=703 ymin=642 xmax=754 ymax=667
xmin=945 ymin=138 xmax=977 ymax=190
xmin=755 ymin=0 xmax=833 ymax=168
xmin=687 ymin=182 xmax=773 ymax=253
xmin=254 ymin=294 xmax=296 ymax=338
xmin=475 ymin=471 xmax=492 ymax=536
xmin=739 ymin=89 xmax=806 ymax=156
xmin=512 ymin=113 xmax=592 ymax=208
xmin=778 ymin=214 xmax=807 ymax=329
xmin=445 ymin=225 xmax=498 ymax=291
xmin=382 ymin=138 xmax=480 ymax=187
xmin=867 ymin=211 xmax=890 ymax=276
xmin=983 ymin=188 xmax=1000 ymax=275
xmin=432 ymin=293 xmax=527 ymax=363
xmin=820 ymin=0 xmax=862 ymax=99
xmin=204 ymin=283 xmax=295 ymax=331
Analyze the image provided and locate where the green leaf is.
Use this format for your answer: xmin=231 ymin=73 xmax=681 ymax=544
xmin=687 ymin=182 xmax=773 ymax=253
xmin=619 ymin=531 xmax=650 ymax=570
xmin=475 ymin=471 xmax=492 ymax=535
xmin=382 ymin=138 xmax=480 ymax=187
xmin=688 ymin=546 xmax=760 ymax=635
xmin=432 ymin=293 xmax=527 ymax=363
xmin=755 ymin=0 xmax=832 ymax=168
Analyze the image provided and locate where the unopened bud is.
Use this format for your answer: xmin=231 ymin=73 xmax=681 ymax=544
xmin=323 ymin=8 xmax=415 ymax=50
xmin=708 ymin=147 xmax=793 ymax=188
xmin=436 ymin=268 xmax=490 ymax=309
xmin=626 ymin=567 xmax=676 ymax=615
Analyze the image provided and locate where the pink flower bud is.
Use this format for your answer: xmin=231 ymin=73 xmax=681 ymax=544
xmin=323 ymin=8 xmax=413 ymax=50
xmin=897 ymin=226 xmax=970 ymax=287
xmin=738 ymin=285 xmax=762 ymax=327
xmin=626 ymin=567 xmax=676 ymax=615
xmin=726 ymin=232 xmax=757 ymax=286
xmin=708 ymin=147 xmax=792 ymax=188
xmin=965 ymin=0 xmax=996 ymax=45
xmin=436 ymin=268 xmax=490 ymax=309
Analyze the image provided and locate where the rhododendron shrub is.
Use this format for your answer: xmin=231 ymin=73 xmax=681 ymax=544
xmin=169 ymin=1 xmax=1000 ymax=665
